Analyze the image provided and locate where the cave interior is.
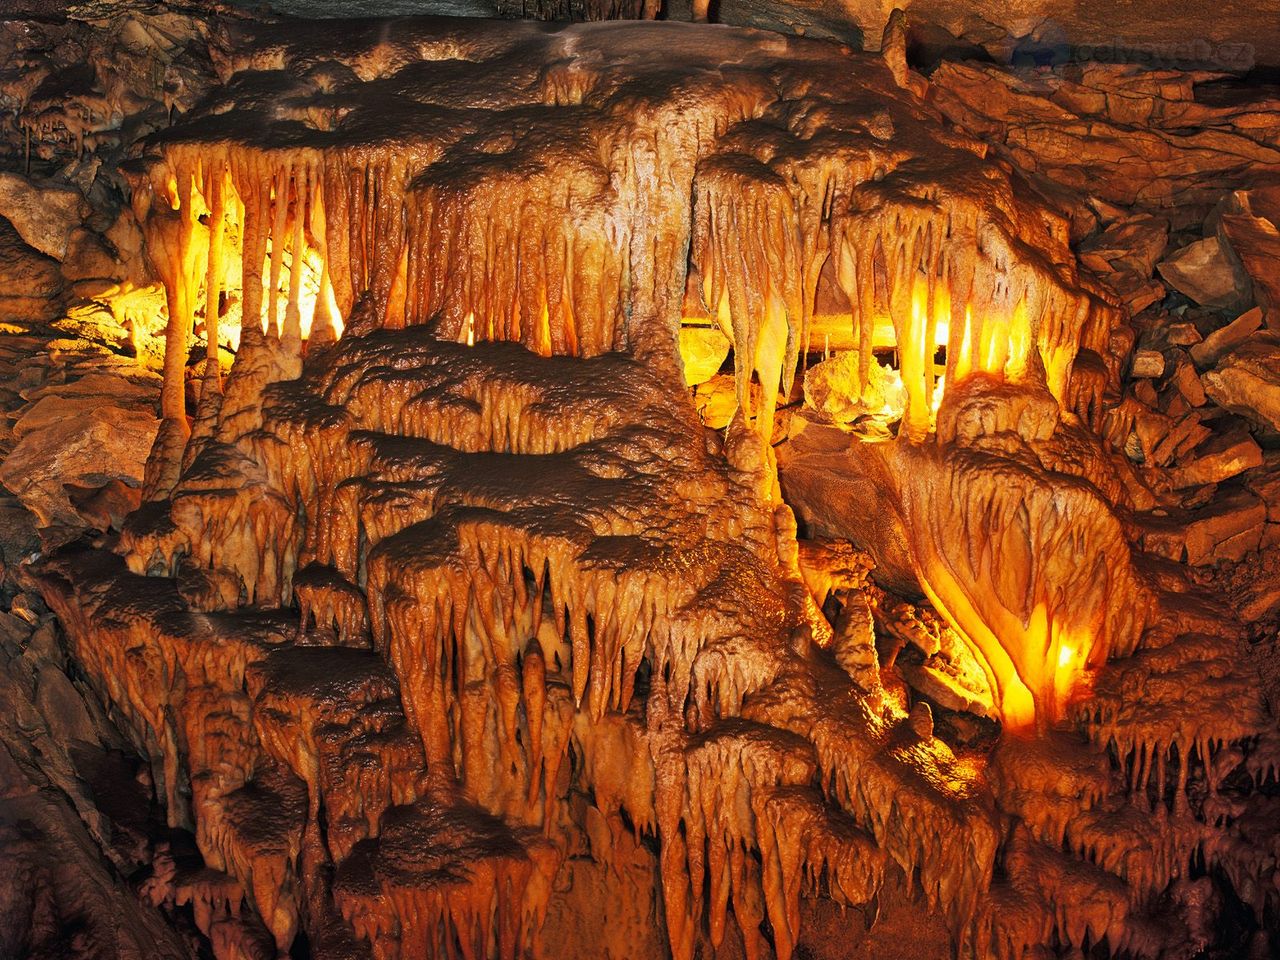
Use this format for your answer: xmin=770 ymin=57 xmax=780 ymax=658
xmin=2 ymin=2 xmax=1280 ymax=959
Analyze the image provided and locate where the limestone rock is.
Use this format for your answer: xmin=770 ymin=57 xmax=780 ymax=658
xmin=692 ymin=374 xmax=737 ymax=429
xmin=1169 ymin=421 xmax=1263 ymax=488
xmin=1131 ymin=349 xmax=1165 ymax=378
xmin=1235 ymin=552 xmax=1280 ymax=621
xmin=60 ymin=228 xmax=123 ymax=285
xmin=0 ymin=498 xmax=39 ymax=568
xmin=678 ymin=326 xmax=731 ymax=386
xmin=1080 ymin=214 xmax=1169 ymax=309
xmin=0 ymin=385 xmax=159 ymax=529
xmin=35 ymin=663 xmax=101 ymax=746
xmin=1219 ymin=212 xmax=1280 ymax=323
xmin=22 ymin=371 xmax=157 ymax=406
xmin=1184 ymin=488 xmax=1266 ymax=565
xmin=1201 ymin=332 xmax=1280 ymax=434
xmin=1245 ymin=456 xmax=1280 ymax=524
xmin=803 ymin=351 xmax=905 ymax=424
xmin=0 ymin=172 xmax=88 ymax=261
xmin=65 ymin=479 xmax=142 ymax=532
xmin=1191 ymin=306 xmax=1263 ymax=368
xmin=0 ymin=216 xmax=65 ymax=324
xmin=1166 ymin=322 xmax=1202 ymax=346
xmin=1157 ymin=236 xmax=1253 ymax=312
xmin=929 ymin=60 xmax=1280 ymax=229
xmin=1096 ymin=214 xmax=1170 ymax=276
xmin=881 ymin=8 xmax=910 ymax=88
xmin=1142 ymin=487 xmax=1265 ymax=566
xmin=778 ymin=416 xmax=920 ymax=595
xmin=102 ymin=209 xmax=151 ymax=287
xmin=1167 ymin=352 xmax=1207 ymax=407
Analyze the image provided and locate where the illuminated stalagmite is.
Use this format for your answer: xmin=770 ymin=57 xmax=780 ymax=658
xmin=30 ymin=15 xmax=1278 ymax=960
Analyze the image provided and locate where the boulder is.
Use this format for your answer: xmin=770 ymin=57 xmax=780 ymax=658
xmin=0 ymin=386 xmax=159 ymax=530
xmin=1201 ymin=332 xmax=1280 ymax=434
xmin=1150 ymin=412 xmax=1210 ymax=468
xmin=0 ymin=216 xmax=65 ymax=323
xmin=1167 ymin=353 xmax=1207 ymax=407
xmin=1081 ymin=213 xmax=1169 ymax=277
xmin=1141 ymin=487 xmax=1265 ymax=565
xmin=1184 ymin=489 xmax=1265 ymax=565
xmin=1245 ymin=455 xmax=1280 ymax=523
xmin=1218 ymin=213 xmax=1280 ymax=323
xmin=1131 ymin=349 xmax=1165 ymax=378
xmin=1157 ymin=235 xmax=1253 ymax=312
xmin=66 ymin=479 xmax=142 ymax=532
xmin=803 ymin=351 xmax=905 ymax=423
xmin=60 ymin=227 xmax=124 ymax=285
xmin=0 ymin=171 xmax=88 ymax=260
xmin=777 ymin=415 xmax=920 ymax=596
xmin=678 ymin=326 xmax=731 ymax=386
xmin=1190 ymin=306 xmax=1263 ymax=368
xmin=1166 ymin=321 xmax=1202 ymax=346
xmin=1169 ymin=421 xmax=1263 ymax=488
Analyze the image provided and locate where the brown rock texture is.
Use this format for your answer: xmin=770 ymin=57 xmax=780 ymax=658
xmin=3 ymin=4 xmax=1280 ymax=960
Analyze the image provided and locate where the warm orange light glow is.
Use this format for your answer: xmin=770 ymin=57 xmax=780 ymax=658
xmin=1007 ymin=297 xmax=1031 ymax=377
xmin=236 ymin=245 xmax=344 ymax=346
xmin=848 ymin=279 xmax=1048 ymax=439
xmin=911 ymin=570 xmax=1093 ymax=731
xmin=898 ymin=275 xmax=932 ymax=440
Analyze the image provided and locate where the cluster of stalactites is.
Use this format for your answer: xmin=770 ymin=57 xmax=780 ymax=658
xmin=133 ymin=143 xmax=355 ymax=495
xmin=680 ymin=725 xmax=887 ymax=960
xmin=494 ymin=0 xmax=657 ymax=22
xmin=691 ymin=155 xmax=1115 ymax=440
xmin=154 ymin=141 xmax=634 ymax=362
xmin=362 ymin=523 xmax=790 ymax=794
xmin=141 ymin=123 xmax=1114 ymax=470
xmin=402 ymin=158 xmax=631 ymax=358
xmin=332 ymin=800 xmax=562 ymax=960
xmin=154 ymin=143 xmax=350 ymax=345
xmin=889 ymin=426 xmax=1152 ymax=732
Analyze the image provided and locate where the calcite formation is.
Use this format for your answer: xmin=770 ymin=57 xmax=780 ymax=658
xmin=4 ymin=6 xmax=1280 ymax=960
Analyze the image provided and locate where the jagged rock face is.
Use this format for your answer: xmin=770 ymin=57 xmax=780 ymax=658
xmin=785 ymin=374 xmax=1152 ymax=729
xmin=138 ymin=16 xmax=1110 ymax=446
xmin=7 ymin=8 xmax=1280 ymax=960
xmin=35 ymin=20 xmax=1069 ymax=959
xmin=0 ymin=215 xmax=66 ymax=323
xmin=0 ymin=374 xmax=159 ymax=529
xmin=42 ymin=325 xmax=1003 ymax=960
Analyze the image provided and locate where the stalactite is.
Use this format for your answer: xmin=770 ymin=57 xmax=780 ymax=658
xmin=203 ymin=158 xmax=228 ymax=387
xmin=43 ymin=17 xmax=1270 ymax=960
xmin=140 ymin=17 xmax=1111 ymax=466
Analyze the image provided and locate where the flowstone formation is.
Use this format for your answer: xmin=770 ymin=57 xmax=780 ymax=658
xmin=11 ymin=10 xmax=1280 ymax=960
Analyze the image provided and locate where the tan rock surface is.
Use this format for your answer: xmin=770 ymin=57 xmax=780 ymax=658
xmin=0 ymin=396 xmax=158 ymax=529
xmin=1201 ymin=332 xmax=1280 ymax=434
xmin=0 ymin=216 xmax=65 ymax=324
xmin=1158 ymin=236 xmax=1253 ymax=312
xmin=0 ymin=171 xmax=88 ymax=261
xmin=3 ymin=5 xmax=1280 ymax=959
